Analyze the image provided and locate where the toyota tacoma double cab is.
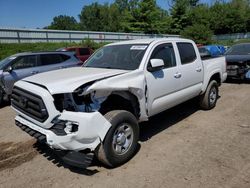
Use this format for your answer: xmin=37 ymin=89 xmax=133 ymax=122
xmin=11 ymin=38 xmax=227 ymax=168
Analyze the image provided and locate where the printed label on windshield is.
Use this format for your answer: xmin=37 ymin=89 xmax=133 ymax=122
xmin=130 ymin=45 xmax=147 ymax=50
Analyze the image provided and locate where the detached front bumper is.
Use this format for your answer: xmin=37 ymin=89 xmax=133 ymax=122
xmin=15 ymin=110 xmax=111 ymax=151
xmin=12 ymin=81 xmax=111 ymax=151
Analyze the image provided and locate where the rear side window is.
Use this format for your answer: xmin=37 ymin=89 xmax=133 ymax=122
xmin=79 ymin=48 xmax=90 ymax=55
xmin=177 ymin=43 xmax=197 ymax=64
xmin=40 ymin=54 xmax=64 ymax=66
xmin=12 ymin=55 xmax=37 ymax=70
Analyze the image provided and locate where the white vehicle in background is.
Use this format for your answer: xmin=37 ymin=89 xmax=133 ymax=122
xmin=11 ymin=38 xmax=227 ymax=168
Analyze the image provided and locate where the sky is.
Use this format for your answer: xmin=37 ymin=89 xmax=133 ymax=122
xmin=0 ymin=0 xmax=213 ymax=29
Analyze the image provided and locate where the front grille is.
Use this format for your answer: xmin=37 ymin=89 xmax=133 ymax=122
xmin=11 ymin=86 xmax=49 ymax=122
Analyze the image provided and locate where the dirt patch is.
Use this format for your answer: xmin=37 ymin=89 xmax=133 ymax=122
xmin=0 ymin=83 xmax=250 ymax=188
xmin=0 ymin=140 xmax=37 ymax=171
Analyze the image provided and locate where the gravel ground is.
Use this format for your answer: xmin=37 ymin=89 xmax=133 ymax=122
xmin=0 ymin=82 xmax=250 ymax=188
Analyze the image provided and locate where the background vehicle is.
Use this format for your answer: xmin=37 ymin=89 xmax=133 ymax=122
xmin=57 ymin=47 xmax=93 ymax=63
xmin=198 ymin=46 xmax=211 ymax=59
xmin=204 ymin=45 xmax=225 ymax=57
xmin=225 ymin=43 xmax=250 ymax=80
xmin=12 ymin=38 xmax=227 ymax=168
xmin=0 ymin=51 xmax=81 ymax=104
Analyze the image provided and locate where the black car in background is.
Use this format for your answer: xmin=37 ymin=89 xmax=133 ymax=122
xmin=226 ymin=43 xmax=250 ymax=80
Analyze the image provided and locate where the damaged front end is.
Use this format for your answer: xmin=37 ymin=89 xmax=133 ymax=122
xmin=12 ymin=68 xmax=147 ymax=168
xmin=12 ymin=80 xmax=113 ymax=167
xmin=53 ymin=87 xmax=109 ymax=114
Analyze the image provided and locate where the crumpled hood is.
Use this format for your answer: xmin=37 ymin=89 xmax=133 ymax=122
xmin=226 ymin=55 xmax=250 ymax=63
xmin=23 ymin=67 xmax=129 ymax=94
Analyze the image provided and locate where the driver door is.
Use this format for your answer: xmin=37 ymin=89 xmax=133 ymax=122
xmin=145 ymin=43 xmax=181 ymax=116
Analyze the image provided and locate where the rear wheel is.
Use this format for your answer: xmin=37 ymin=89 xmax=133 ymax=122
xmin=96 ymin=110 xmax=139 ymax=167
xmin=200 ymin=80 xmax=218 ymax=110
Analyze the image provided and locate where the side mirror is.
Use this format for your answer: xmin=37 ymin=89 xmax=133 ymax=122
xmin=6 ymin=66 xmax=13 ymax=73
xmin=147 ymin=59 xmax=164 ymax=72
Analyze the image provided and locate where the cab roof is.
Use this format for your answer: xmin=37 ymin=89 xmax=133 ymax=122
xmin=106 ymin=37 xmax=192 ymax=46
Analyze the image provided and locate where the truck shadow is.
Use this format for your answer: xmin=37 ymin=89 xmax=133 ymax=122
xmin=0 ymin=101 xmax=10 ymax=109
xmin=32 ymin=97 xmax=212 ymax=174
xmin=139 ymin=98 xmax=200 ymax=142
xmin=33 ymin=142 xmax=100 ymax=176
xmin=225 ymin=78 xmax=250 ymax=84
xmin=33 ymin=141 xmax=141 ymax=174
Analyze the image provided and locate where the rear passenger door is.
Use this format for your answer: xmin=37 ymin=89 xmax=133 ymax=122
xmin=176 ymin=42 xmax=204 ymax=97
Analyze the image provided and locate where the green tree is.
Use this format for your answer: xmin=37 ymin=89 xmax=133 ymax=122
xmin=209 ymin=0 xmax=249 ymax=34
xmin=187 ymin=4 xmax=211 ymax=27
xmin=79 ymin=3 xmax=121 ymax=32
xmin=46 ymin=15 xmax=79 ymax=30
xmin=170 ymin=0 xmax=191 ymax=34
xmin=181 ymin=24 xmax=213 ymax=44
xmin=114 ymin=0 xmax=130 ymax=11
xmin=121 ymin=0 xmax=171 ymax=34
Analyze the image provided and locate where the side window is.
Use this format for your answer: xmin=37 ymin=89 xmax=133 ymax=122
xmin=40 ymin=54 xmax=64 ymax=66
xmin=79 ymin=48 xmax=90 ymax=55
xmin=12 ymin=55 xmax=37 ymax=70
xmin=150 ymin=43 xmax=176 ymax=68
xmin=177 ymin=42 xmax=197 ymax=64
xmin=60 ymin=54 xmax=70 ymax=61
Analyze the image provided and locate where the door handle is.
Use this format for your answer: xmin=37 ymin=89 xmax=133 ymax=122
xmin=174 ymin=72 xmax=182 ymax=78
xmin=196 ymin=67 xmax=202 ymax=72
xmin=31 ymin=71 xmax=39 ymax=74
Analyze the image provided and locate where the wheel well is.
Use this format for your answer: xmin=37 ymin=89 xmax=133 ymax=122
xmin=99 ymin=91 xmax=140 ymax=119
xmin=209 ymin=73 xmax=221 ymax=86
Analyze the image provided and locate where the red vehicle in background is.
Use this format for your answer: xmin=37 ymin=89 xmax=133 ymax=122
xmin=57 ymin=47 xmax=93 ymax=63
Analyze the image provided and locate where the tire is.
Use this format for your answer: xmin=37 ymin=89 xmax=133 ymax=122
xmin=199 ymin=80 xmax=218 ymax=110
xmin=96 ymin=110 xmax=139 ymax=168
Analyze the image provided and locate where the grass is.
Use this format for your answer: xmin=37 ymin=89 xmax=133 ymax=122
xmin=0 ymin=39 xmax=108 ymax=60
xmin=1 ymin=38 xmax=250 ymax=61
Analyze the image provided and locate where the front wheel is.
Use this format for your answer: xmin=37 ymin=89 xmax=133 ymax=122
xmin=199 ymin=80 xmax=218 ymax=110
xmin=96 ymin=110 xmax=139 ymax=168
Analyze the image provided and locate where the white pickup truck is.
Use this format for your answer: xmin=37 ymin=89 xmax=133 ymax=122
xmin=11 ymin=38 xmax=227 ymax=168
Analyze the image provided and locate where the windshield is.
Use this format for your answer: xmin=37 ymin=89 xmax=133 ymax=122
xmin=84 ymin=44 xmax=148 ymax=70
xmin=225 ymin=43 xmax=250 ymax=55
xmin=0 ymin=56 xmax=16 ymax=70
